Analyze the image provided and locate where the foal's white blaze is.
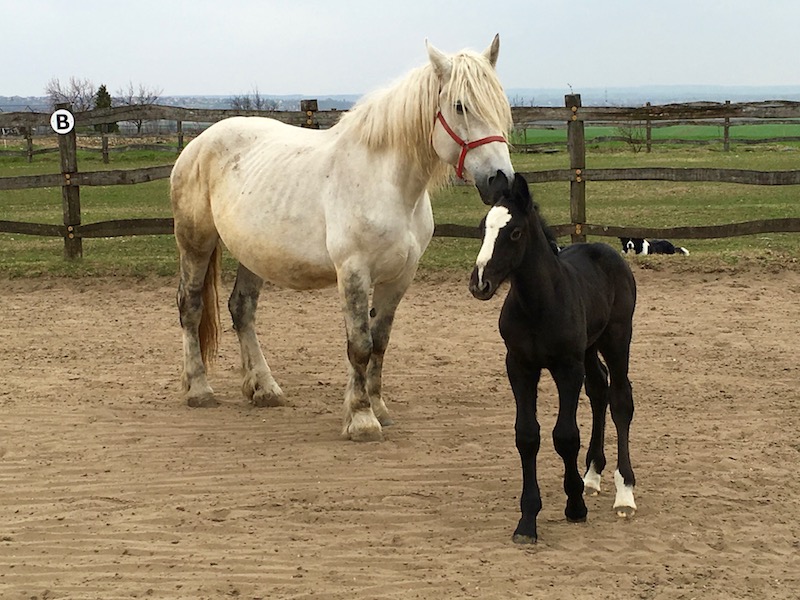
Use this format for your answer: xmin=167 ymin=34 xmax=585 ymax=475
xmin=613 ymin=469 xmax=637 ymax=517
xmin=475 ymin=206 xmax=512 ymax=286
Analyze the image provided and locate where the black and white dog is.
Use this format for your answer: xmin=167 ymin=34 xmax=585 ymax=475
xmin=620 ymin=237 xmax=689 ymax=256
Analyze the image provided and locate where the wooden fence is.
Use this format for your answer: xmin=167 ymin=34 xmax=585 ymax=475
xmin=1 ymin=96 xmax=799 ymax=259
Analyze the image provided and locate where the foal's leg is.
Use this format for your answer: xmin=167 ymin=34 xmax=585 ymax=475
xmin=228 ymin=264 xmax=285 ymax=407
xmin=365 ymin=273 xmax=415 ymax=426
xmin=177 ymin=247 xmax=218 ymax=408
xmin=506 ymin=352 xmax=542 ymax=544
xmin=550 ymin=360 xmax=588 ymax=523
xmin=338 ymin=266 xmax=383 ymax=442
xmin=582 ymin=347 xmax=609 ymax=495
xmin=600 ymin=332 xmax=637 ymax=517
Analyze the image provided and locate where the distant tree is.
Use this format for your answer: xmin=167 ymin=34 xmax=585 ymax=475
xmin=45 ymin=77 xmax=95 ymax=111
xmin=230 ymin=87 xmax=278 ymax=111
xmin=616 ymin=121 xmax=646 ymax=153
xmin=114 ymin=82 xmax=163 ymax=134
xmin=93 ymin=84 xmax=119 ymax=133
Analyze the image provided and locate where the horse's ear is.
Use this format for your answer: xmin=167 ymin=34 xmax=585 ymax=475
xmin=426 ymin=40 xmax=453 ymax=83
xmin=483 ymin=34 xmax=500 ymax=68
xmin=511 ymin=173 xmax=533 ymax=213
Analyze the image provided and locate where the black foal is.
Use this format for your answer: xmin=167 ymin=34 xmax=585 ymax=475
xmin=469 ymin=173 xmax=638 ymax=544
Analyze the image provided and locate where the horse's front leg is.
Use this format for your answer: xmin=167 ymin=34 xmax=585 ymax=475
xmin=506 ymin=352 xmax=542 ymax=544
xmin=228 ymin=264 xmax=285 ymax=407
xmin=365 ymin=274 xmax=415 ymax=427
xmin=338 ymin=267 xmax=383 ymax=442
xmin=550 ymin=360 xmax=588 ymax=524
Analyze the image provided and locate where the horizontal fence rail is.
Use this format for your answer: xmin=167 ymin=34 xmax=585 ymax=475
xmin=1 ymin=97 xmax=799 ymax=260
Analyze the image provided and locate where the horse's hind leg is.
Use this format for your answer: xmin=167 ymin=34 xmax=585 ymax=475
xmin=599 ymin=327 xmax=637 ymax=517
xmin=228 ymin=264 xmax=285 ymax=407
xmin=583 ymin=347 xmax=609 ymax=495
xmin=177 ymin=244 xmax=219 ymax=408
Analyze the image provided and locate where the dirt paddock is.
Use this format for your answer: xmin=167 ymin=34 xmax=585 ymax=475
xmin=1 ymin=264 xmax=799 ymax=600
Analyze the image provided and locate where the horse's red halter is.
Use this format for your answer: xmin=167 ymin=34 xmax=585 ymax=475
xmin=435 ymin=111 xmax=507 ymax=180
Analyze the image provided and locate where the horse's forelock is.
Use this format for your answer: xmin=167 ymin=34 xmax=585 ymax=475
xmin=443 ymin=50 xmax=513 ymax=139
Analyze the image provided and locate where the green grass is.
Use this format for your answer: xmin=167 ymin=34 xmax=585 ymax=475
xmin=1 ymin=143 xmax=799 ymax=278
xmin=511 ymin=123 xmax=800 ymax=146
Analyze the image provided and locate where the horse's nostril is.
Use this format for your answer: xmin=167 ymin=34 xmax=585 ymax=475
xmin=480 ymin=280 xmax=491 ymax=292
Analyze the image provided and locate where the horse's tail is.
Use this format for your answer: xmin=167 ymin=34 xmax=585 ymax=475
xmin=199 ymin=241 xmax=222 ymax=368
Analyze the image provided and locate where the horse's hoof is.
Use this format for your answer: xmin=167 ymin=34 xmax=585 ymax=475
xmin=377 ymin=415 xmax=395 ymax=427
xmin=347 ymin=426 xmax=384 ymax=443
xmin=615 ymin=505 xmax=636 ymax=518
xmin=251 ymin=390 xmax=286 ymax=408
xmin=584 ymin=487 xmax=601 ymax=497
xmin=343 ymin=409 xmax=383 ymax=442
xmin=512 ymin=533 xmax=537 ymax=545
xmin=187 ymin=394 xmax=219 ymax=408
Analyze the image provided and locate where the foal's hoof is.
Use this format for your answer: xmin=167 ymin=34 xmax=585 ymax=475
xmin=566 ymin=499 xmax=588 ymax=523
xmin=512 ymin=533 xmax=537 ymax=545
xmin=187 ymin=393 xmax=219 ymax=408
xmin=251 ymin=390 xmax=286 ymax=408
xmin=566 ymin=514 xmax=588 ymax=523
xmin=615 ymin=505 xmax=636 ymax=518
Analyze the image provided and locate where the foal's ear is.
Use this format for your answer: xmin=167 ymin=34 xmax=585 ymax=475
xmin=426 ymin=40 xmax=453 ymax=83
xmin=511 ymin=173 xmax=534 ymax=213
xmin=489 ymin=170 xmax=509 ymax=200
xmin=483 ymin=34 xmax=500 ymax=68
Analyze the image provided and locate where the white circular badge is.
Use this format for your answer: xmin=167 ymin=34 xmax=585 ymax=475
xmin=50 ymin=109 xmax=75 ymax=134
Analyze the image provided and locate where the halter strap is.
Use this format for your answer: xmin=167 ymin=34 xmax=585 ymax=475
xmin=436 ymin=111 xmax=507 ymax=180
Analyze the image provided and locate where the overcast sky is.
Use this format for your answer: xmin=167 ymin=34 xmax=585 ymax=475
xmin=3 ymin=0 xmax=798 ymax=97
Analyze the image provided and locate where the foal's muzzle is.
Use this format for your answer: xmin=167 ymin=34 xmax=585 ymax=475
xmin=468 ymin=268 xmax=495 ymax=301
xmin=477 ymin=170 xmax=513 ymax=205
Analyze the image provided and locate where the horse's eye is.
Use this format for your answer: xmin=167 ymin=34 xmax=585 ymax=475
xmin=455 ymin=101 xmax=465 ymax=115
xmin=510 ymin=228 xmax=522 ymax=241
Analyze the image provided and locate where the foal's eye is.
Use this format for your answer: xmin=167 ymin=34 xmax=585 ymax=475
xmin=455 ymin=101 xmax=465 ymax=115
xmin=510 ymin=228 xmax=522 ymax=241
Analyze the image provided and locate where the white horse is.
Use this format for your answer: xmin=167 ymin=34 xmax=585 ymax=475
xmin=171 ymin=35 xmax=514 ymax=441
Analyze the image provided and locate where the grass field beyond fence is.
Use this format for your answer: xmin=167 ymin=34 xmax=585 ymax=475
xmin=1 ymin=136 xmax=799 ymax=277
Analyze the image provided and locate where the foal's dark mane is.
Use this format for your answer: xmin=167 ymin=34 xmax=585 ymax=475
xmin=529 ymin=201 xmax=561 ymax=256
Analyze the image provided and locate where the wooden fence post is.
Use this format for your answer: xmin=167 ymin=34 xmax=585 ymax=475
xmin=566 ymin=94 xmax=586 ymax=243
xmin=56 ymin=103 xmax=82 ymax=260
xmin=177 ymin=120 xmax=184 ymax=153
xmin=301 ymin=99 xmax=319 ymax=129
xmin=101 ymin=123 xmax=109 ymax=164
xmin=25 ymin=127 xmax=33 ymax=163
xmin=645 ymin=102 xmax=652 ymax=153
xmin=723 ymin=100 xmax=731 ymax=152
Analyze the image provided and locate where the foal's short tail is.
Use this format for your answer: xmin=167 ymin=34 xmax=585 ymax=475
xmin=199 ymin=242 xmax=222 ymax=368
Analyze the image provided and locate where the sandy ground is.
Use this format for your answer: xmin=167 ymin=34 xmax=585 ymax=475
xmin=1 ymin=264 xmax=799 ymax=600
